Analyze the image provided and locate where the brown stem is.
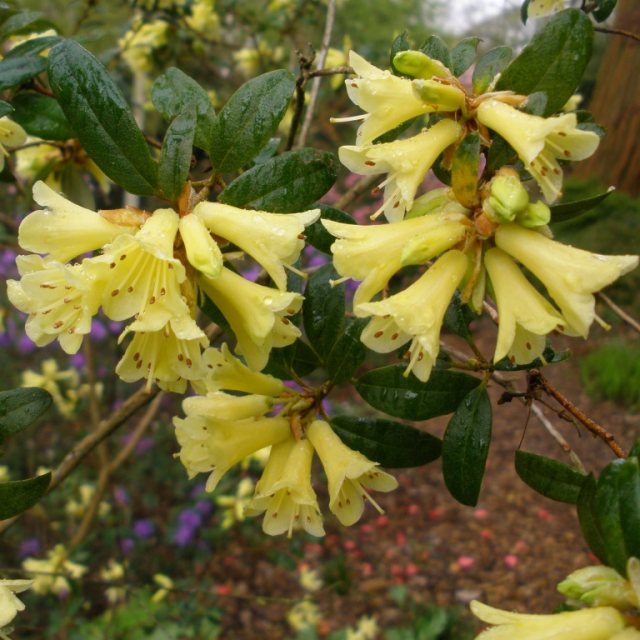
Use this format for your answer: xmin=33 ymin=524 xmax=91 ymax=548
xmin=308 ymin=65 xmax=353 ymax=78
xmin=597 ymin=291 xmax=640 ymax=334
xmin=532 ymin=371 xmax=626 ymax=458
xmin=286 ymin=51 xmax=314 ymax=151
xmin=594 ymin=26 xmax=640 ymax=42
xmin=333 ymin=174 xmax=379 ymax=210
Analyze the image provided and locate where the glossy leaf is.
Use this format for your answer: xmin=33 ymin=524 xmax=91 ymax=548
xmin=0 ymin=473 xmax=51 ymax=519
xmin=442 ymin=385 xmax=492 ymax=506
xmin=11 ymin=92 xmax=73 ymax=140
xmin=550 ymin=187 xmax=615 ymax=223
xmin=515 ymin=450 xmax=587 ymax=503
xmin=485 ymin=133 xmax=518 ymax=174
xmin=420 ymin=35 xmax=451 ymax=70
xmin=326 ymin=318 xmax=368 ymax=385
xmin=48 ymin=40 xmax=158 ymax=195
xmin=390 ymin=31 xmax=411 ymax=73
xmin=0 ymin=387 xmax=52 ymax=444
xmin=218 ymin=148 xmax=337 ymax=213
xmin=522 ymin=91 xmax=548 ymax=116
xmin=158 ymin=110 xmax=196 ymax=201
xmin=0 ymin=11 xmax=54 ymax=40
xmin=618 ymin=459 xmax=640 ymax=569
xmin=451 ymin=131 xmax=480 ymax=208
xmin=443 ymin=291 xmax=475 ymax=340
xmin=592 ymin=0 xmax=617 ymax=22
xmin=210 ymin=69 xmax=295 ymax=173
xmin=303 ymin=264 xmax=345 ymax=362
xmin=450 ymin=37 xmax=480 ymax=77
xmin=4 ymin=35 xmax=61 ymax=59
xmin=305 ymin=205 xmax=355 ymax=255
xmin=151 ymin=67 xmax=216 ymax=150
xmin=355 ymin=366 xmax=481 ymax=421
xmin=263 ymin=339 xmax=320 ymax=379
xmin=331 ymin=416 xmax=442 ymax=468
xmin=577 ymin=474 xmax=609 ymax=565
xmin=0 ymin=55 xmax=47 ymax=91
xmin=472 ymin=46 xmax=512 ymax=95
xmin=496 ymin=10 xmax=593 ymax=116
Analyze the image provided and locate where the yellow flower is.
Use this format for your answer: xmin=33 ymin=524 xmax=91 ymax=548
xmin=184 ymin=0 xmax=220 ymax=36
xmin=193 ymin=202 xmax=319 ymax=291
xmin=23 ymin=544 xmax=86 ymax=596
xmin=100 ymin=560 xmax=126 ymax=605
xmin=306 ymin=420 xmax=397 ymax=526
xmin=339 ymin=119 xmax=463 ymax=222
xmin=65 ymin=483 xmax=110 ymax=519
xmin=0 ymin=117 xmax=26 ymax=172
xmin=485 ymin=248 xmax=565 ymax=364
xmin=119 ymin=19 xmax=170 ymax=74
xmin=246 ymin=437 xmax=325 ymax=537
xmin=7 ymin=255 xmax=107 ymax=354
xmin=323 ymin=212 xmax=468 ymax=307
xmin=298 ymin=564 xmax=323 ymax=592
xmin=178 ymin=212 xmax=223 ymax=279
xmin=335 ymin=51 xmax=463 ymax=145
xmin=18 ymin=182 xmax=133 ymax=263
xmin=151 ymin=574 xmax=174 ymax=603
xmin=0 ymin=578 xmax=32 ymax=633
xmin=495 ymin=224 xmax=638 ymax=338
xmin=357 ymin=250 xmax=468 ymax=382
xmin=199 ymin=268 xmax=302 ymax=371
xmin=527 ymin=0 xmax=566 ymax=18
xmin=286 ymin=599 xmax=320 ymax=632
xmin=470 ymin=600 xmax=626 ymax=639
xmin=476 ymin=98 xmax=600 ymax=203
xmin=216 ymin=477 xmax=255 ymax=529
xmin=173 ymin=394 xmax=290 ymax=491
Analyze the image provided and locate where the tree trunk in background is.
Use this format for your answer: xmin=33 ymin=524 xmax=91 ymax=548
xmin=573 ymin=0 xmax=640 ymax=196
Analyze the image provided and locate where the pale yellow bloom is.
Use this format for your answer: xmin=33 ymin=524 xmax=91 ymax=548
xmin=485 ymin=248 xmax=565 ymax=364
xmin=495 ymin=224 xmax=638 ymax=338
xmin=476 ymin=98 xmax=600 ymax=202
xmin=0 ymin=467 xmax=8 ymax=483
xmin=178 ymin=213 xmax=223 ymax=279
xmin=193 ymin=202 xmax=319 ymax=291
xmin=339 ymin=119 xmax=463 ymax=222
xmin=151 ymin=574 xmax=174 ymax=603
xmin=307 ymin=420 xmax=397 ymax=526
xmin=0 ymin=579 xmax=32 ymax=632
xmin=184 ymin=0 xmax=220 ymax=36
xmin=65 ymin=483 xmax=110 ymax=520
xmin=352 ymin=615 xmax=379 ymax=640
xmin=246 ymin=437 xmax=325 ymax=537
xmin=323 ymin=212 xmax=468 ymax=307
xmin=119 ymin=18 xmax=170 ymax=74
xmin=470 ymin=600 xmax=626 ymax=639
xmin=100 ymin=560 xmax=126 ymax=604
xmin=23 ymin=545 xmax=86 ymax=596
xmin=199 ymin=268 xmax=302 ymax=371
xmin=299 ymin=565 xmax=323 ymax=592
xmin=0 ymin=117 xmax=26 ymax=173
xmin=216 ymin=477 xmax=255 ymax=529
xmin=527 ymin=0 xmax=566 ymax=18
xmin=286 ymin=599 xmax=320 ymax=632
xmin=357 ymin=250 xmax=468 ymax=382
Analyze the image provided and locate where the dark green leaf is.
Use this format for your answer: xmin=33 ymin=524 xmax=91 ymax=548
xmin=451 ymin=131 xmax=480 ymax=208
xmin=0 ymin=387 xmax=52 ymax=444
xmin=355 ymin=366 xmax=481 ymax=421
xmin=0 ymin=11 xmax=54 ymax=40
xmin=521 ymin=0 xmax=531 ymax=23
xmin=390 ymin=31 xmax=411 ymax=73
xmin=420 ymin=35 xmax=451 ymax=71
xmin=0 ymin=473 xmax=51 ymax=519
xmin=492 ymin=346 xmax=570 ymax=371
xmin=251 ymin=137 xmax=281 ymax=165
xmin=331 ymin=416 xmax=442 ymax=468
xmin=48 ymin=40 xmax=158 ymax=195
xmin=496 ymin=10 xmax=593 ymax=116
xmin=0 ymin=55 xmax=47 ymax=91
xmin=592 ymin=0 xmax=617 ymax=22
xmin=60 ymin=165 xmax=95 ymax=208
xmin=305 ymin=205 xmax=354 ymax=255
xmin=303 ymin=264 xmax=345 ymax=361
xmin=4 ymin=35 xmax=61 ymax=59
xmin=472 ymin=46 xmax=512 ymax=95
xmin=443 ymin=290 xmax=475 ymax=340
xmin=515 ymin=450 xmax=587 ymax=503
xmin=450 ymin=37 xmax=480 ymax=77
xmin=522 ymin=91 xmax=548 ymax=116
xmin=151 ymin=67 xmax=216 ymax=150
xmin=158 ymin=110 xmax=196 ymax=201
xmin=442 ymin=385 xmax=492 ymax=506
xmin=0 ymin=100 xmax=12 ymax=118
xmin=218 ymin=148 xmax=337 ymax=212
xmin=486 ymin=132 xmax=518 ymax=174
xmin=629 ymin=440 xmax=640 ymax=460
xmin=618 ymin=459 xmax=640 ymax=566
xmin=210 ymin=69 xmax=295 ymax=173
xmin=577 ymin=474 xmax=609 ymax=565
xmin=326 ymin=318 xmax=368 ymax=385
xmin=199 ymin=293 xmax=229 ymax=330
xmin=550 ymin=187 xmax=615 ymax=223
xmin=263 ymin=339 xmax=320 ymax=379
xmin=11 ymin=92 xmax=73 ymax=140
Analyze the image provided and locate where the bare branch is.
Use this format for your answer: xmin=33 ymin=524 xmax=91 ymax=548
xmin=597 ymin=291 xmax=640 ymax=334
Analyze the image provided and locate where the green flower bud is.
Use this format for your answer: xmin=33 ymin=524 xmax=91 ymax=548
xmin=486 ymin=174 xmax=530 ymax=223
xmin=558 ymin=565 xmax=639 ymax=609
xmin=393 ymin=50 xmax=450 ymax=79
xmin=517 ymin=200 xmax=551 ymax=228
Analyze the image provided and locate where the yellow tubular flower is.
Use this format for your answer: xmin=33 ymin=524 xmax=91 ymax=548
xmin=357 ymin=250 xmax=468 ymax=382
xmin=18 ymin=182 xmax=134 ymax=262
xmin=199 ymin=268 xmax=302 ymax=371
xmin=183 ymin=391 xmax=273 ymax=422
xmin=246 ymin=437 xmax=325 ymax=537
xmin=100 ymin=208 xmax=189 ymax=329
xmin=495 ymin=224 xmax=638 ymax=338
xmin=338 ymin=51 xmax=460 ymax=145
xmin=307 ymin=420 xmax=398 ymax=526
xmin=470 ymin=600 xmax=626 ymax=640
xmin=485 ymin=248 xmax=565 ymax=364
xmin=323 ymin=213 xmax=468 ymax=307
xmin=611 ymin=630 xmax=640 ymax=639
xmin=339 ymin=119 xmax=463 ymax=222
xmin=178 ymin=213 xmax=223 ymax=279
xmin=7 ymin=255 xmax=107 ymax=354
xmin=0 ymin=117 xmax=27 ymax=172
xmin=116 ymin=315 xmax=208 ymax=392
xmin=476 ymin=98 xmax=600 ymax=203
xmin=193 ymin=202 xmax=320 ymax=291
xmin=0 ymin=579 xmax=32 ymax=630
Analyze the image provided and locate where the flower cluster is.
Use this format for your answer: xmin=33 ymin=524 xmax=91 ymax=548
xmin=0 ymin=578 xmax=32 ymax=640
xmin=22 ymin=544 xmax=86 ymax=597
xmin=329 ymin=51 xmax=638 ymax=380
xmin=8 ymin=181 xmax=319 ymax=391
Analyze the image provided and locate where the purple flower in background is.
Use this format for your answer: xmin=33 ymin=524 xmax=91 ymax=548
xmin=120 ymin=538 xmax=135 ymax=556
xmin=90 ymin=320 xmax=107 ymax=341
xmin=69 ymin=352 xmax=85 ymax=369
xmin=113 ymin=486 xmax=129 ymax=507
xmin=17 ymin=334 xmax=36 ymax=354
xmin=173 ymin=508 xmax=203 ymax=547
xmin=133 ymin=518 xmax=156 ymax=539
xmin=195 ymin=500 xmax=212 ymax=516
xmin=189 ymin=482 xmax=206 ymax=499
xmin=18 ymin=538 xmax=41 ymax=558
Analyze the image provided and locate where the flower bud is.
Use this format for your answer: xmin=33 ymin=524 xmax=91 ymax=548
xmin=179 ymin=212 xmax=223 ymax=278
xmin=412 ymin=79 xmax=466 ymax=112
xmin=393 ymin=50 xmax=450 ymax=79
xmin=558 ymin=564 xmax=639 ymax=609
xmin=484 ymin=174 xmax=529 ymax=223
xmin=517 ymin=200 xmax=551 ymax=228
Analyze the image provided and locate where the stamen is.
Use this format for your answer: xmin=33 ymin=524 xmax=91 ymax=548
xmin=330 ymin=114 xmax=367 ymax=124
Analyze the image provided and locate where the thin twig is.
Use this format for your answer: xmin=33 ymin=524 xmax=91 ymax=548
xmin=295 ymin=0 xmax=337 ymax=149
xmin=597 ymin=291 xmax=640 ymax=334
xmin=308 ymin=65 xmax=353 ymax=78
xmin=594 ymin=26 xmax=640 ymax=42
xmin=333 ymin=174 xmax=379 ymax=210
